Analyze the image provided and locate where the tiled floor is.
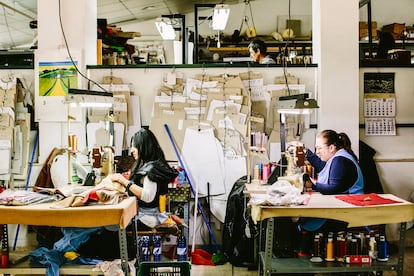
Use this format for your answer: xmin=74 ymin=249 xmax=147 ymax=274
xmin=191 ymin=227 xmax=414 ymax=276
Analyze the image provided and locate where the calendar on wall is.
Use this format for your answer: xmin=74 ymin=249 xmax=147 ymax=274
xmin=364 ymin=97 xmax=395 ymax=117
xmin=363 ymin=72 xmax=396 ymax=136
xmin=365 ymin=117 xmax=396 ymax=136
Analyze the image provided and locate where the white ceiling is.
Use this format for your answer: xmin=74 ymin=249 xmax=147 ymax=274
xmin=0 ymin=0 xmax=242 ymax=50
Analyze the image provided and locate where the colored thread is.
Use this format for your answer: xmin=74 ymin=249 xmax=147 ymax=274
xmin=325 ymin=237 xmax=335 ymax=261
xmin=377 ymin=236 xmax=388 ymax=261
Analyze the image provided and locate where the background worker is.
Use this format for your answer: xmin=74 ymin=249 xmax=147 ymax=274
xmin=248 ymin=39 xmax=276 ymax=64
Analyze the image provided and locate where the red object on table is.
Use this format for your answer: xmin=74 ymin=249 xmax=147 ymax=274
xmin=335 ymin=193 xmax=402 ymax=206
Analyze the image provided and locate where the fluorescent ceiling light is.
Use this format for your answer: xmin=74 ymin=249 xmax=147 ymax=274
xmin=212 ymin=4 xmax=230 ymax=30
xmin=155 ymin=17 xmax=176 ymax=40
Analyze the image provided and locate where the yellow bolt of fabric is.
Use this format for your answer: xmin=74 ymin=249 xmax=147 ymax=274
xmin=159 ymin=194 xmax=167 ymax=213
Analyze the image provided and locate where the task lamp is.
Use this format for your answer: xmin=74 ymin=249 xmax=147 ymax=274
xmin=275 ymin=93 xmax=319 ymax=115
xmin=66 ymin=88 xmax=114 ymax=108
xmin=212 ymin=4 xmax=230 ymax=48
xmin=155 ymin=17 xmax=176 ymax=40
xmin=212 ymin=4 xmax=230 ymax=31
xmin=269 ymin=94 xmax=319 ymax=181
xmin=65 ymin=89 xmax=114 ymax=184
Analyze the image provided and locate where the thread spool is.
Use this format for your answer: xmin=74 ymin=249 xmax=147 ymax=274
xmin=253 ymin=164 xmax=260 ymax=180
xmin=262 ymin=164 xmax=270 ymax=180
xmin=336 ymin=235 xmax=347 ymax=262
xmin=377 ymin=235 xmax=388 ymax=261
xmin=325 ymin=237 xmax=335 ymax=261
xmin=310 ymin=234 xmax=323 ymax=263
xmin=68 ymin=134 xmax=78 ymax=153
xmin=369 ymin=236 xmax=377 ymax=260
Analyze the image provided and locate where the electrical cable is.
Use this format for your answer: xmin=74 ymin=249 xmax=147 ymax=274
xmin=282 ymin=0 xmax=292 ymax=96
xmin=57 ymin=0 xmax=107 ymax=92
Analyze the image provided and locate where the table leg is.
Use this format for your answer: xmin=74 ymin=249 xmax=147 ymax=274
xmin=263 ymin=218 xmax=274 ymax=276
xmin=396 ymin=222 xmax=407 ymax=276
xmin=118 ymin=228 xmax=129 ymax=276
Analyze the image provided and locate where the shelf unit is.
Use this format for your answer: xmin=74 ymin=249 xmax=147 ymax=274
xmin=198 ymin=41 xmax=312 ymax=64
xmin=259 ymin=218 xmax=409 ymax=276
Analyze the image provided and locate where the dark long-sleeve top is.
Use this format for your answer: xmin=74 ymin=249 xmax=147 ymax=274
xmin=305 ymin=150 xmax=358 ymax=195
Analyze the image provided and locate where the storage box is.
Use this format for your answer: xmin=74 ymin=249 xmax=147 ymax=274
xmin=388 ymin=49 xmax=411 ymax=65
xmin=359 ymin=21 xmax=377 ymax=40
xmin=138 ymin=261 xmax=191 ymax=276
xmin=382 ymin=23 xmax=405 ymax=40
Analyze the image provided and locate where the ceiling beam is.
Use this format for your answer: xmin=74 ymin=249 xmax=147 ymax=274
xmin=0 ymin=2 xmax=35 ymax=20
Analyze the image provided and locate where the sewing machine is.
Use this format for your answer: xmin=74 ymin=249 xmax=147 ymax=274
xmin=277 ymin=144 xmax=306 ymax=191
xmin=90 ymin=146 xmax=115 ymax=181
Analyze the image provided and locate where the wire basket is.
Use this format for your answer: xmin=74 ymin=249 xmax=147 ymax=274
xmin=138 ymin=261 xmax=191 ymax=276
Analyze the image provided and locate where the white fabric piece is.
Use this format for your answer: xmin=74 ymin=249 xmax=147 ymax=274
xmin=181 ymin=126 xmax=226 ymax=196
xmin=50 ymin=154 xmax=70 ymax=188
xmin=139 ymin=215 xmax=159 ymax=228
xmin=140 ymin=176 xmax=157 ymax=203
xmin=248 ymin=180 xmax=305 ymax=206
xmin=209 ymin=156 xmax=246 ymax=222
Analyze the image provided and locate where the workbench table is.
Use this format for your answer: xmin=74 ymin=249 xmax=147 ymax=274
xmin=0 ymin=196 xmax=137 ymax=275
xmin=246 ymin=184 xmax=414 ymax=276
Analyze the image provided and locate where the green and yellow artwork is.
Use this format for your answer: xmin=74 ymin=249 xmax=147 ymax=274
xmin=39 ymin=61 xmax=78 ymax=96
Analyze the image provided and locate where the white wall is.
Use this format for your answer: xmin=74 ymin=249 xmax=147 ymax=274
xmin=359 ymin=68 xmax=414 ymax=201
xmin=359 ymin=0 xmax=414 ymax=28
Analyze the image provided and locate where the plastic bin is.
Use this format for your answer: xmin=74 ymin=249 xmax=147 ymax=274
xmin=138 ymin=261 xmax=191 ymax=276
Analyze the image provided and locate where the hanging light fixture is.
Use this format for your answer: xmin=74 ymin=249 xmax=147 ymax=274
xmin=65 ymin=89 xmax=114 ymax=108
xmin=275 ymin=94 xmax=319 ymax=115
xmin=212 ymin=4 xmax=230 ymax=31
xmin=155 ymin=17 xmax=176 ymax=40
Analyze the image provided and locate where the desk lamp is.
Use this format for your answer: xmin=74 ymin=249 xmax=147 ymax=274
xmin=65 ymin=89 xmax=114 ymax=184
xmin=269 ymin=94 xmax=318 ymax=182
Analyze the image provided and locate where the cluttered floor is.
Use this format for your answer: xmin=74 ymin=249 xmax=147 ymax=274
xmin=5 ymin=227 xmax=413 ymax=276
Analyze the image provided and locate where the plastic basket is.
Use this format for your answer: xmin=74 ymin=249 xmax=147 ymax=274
xmin=138 ymin=261 xmax=191 ymax=276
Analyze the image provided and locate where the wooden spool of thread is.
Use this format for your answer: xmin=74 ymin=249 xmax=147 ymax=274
xmin=68 ymin=134 xmax=78 ymax=153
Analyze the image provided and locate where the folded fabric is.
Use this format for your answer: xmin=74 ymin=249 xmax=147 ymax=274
xmin=335 ymin=193 xmax=402 ymax=206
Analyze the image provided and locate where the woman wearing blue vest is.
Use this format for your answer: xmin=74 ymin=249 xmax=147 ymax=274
xmin=300 ymin=129 xmax=364 ymax=232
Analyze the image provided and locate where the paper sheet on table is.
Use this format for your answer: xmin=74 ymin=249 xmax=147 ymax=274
xmin=181 ymin=127 xmax=226 ymax=196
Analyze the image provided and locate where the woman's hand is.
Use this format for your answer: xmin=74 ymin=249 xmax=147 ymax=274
xmin=111 ymin=173 xmax=129 ymax=187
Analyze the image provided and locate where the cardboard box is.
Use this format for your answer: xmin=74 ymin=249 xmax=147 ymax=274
xmin=359 ymin=21 xmax=378 ymax=40
xmin=382 ymin=23 xmax=405 ymax=40
xmin=0 ymin=126 xmax=13 ymax=146
xmin=0 ymin=113 xmax=13 ymax=127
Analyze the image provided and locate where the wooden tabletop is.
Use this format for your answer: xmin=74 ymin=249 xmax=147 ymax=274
xmin=0 ymin=197 xmax=137 ymax=229
xmin=246 ymin=183 xmax=414 ymax=227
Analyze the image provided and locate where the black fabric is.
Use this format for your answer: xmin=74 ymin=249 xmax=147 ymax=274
xmin=359 ymin=141 xmax=383 ymax=194
xmin=130 ymin=160 xmax=178 ymax=208
xmin=222 ymin=176 xmax=257 ymax=267
xmin=77 ymin=228 xmax=137 ymax=261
